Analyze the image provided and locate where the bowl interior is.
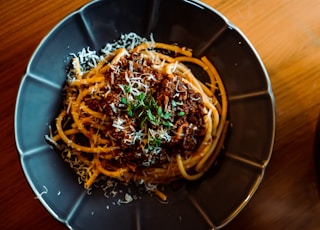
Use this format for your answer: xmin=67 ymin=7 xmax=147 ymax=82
xmin=15 ymin=0 xmax=275 ymax=229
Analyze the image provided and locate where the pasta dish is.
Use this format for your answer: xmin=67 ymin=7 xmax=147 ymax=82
xmin=46 ymin=33 xmax=228 ymax=201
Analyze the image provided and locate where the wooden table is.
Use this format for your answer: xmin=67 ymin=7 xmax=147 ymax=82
xmin=1 ymin=0 xmax=320 ymax=229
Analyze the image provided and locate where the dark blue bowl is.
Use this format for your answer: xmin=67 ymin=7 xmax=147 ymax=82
xmin=15 ymin=0 xmax=276 ymax=229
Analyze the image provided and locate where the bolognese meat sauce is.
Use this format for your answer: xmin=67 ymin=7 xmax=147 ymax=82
xmin=84 ymin=51 xmax=207 ymax=167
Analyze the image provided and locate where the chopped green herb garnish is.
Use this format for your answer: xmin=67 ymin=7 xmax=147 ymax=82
xmin=128 ymin=109 xmax=133 ymax=117
xmin=147 ymin=129 xmax=162 ymax=150
xmin=120 ymin=97 xmax=127 ymax=104
xmin=157 ymin=106 xmax=162 ymax=116
xmin=172 ymin=100 xmax=177 ymax=107
xmin=172 ymin=100 xmax=183 ymax=107
xmin=124 ymin=85 xmax=131 ymax=93
xmin=161 ymin=112 xmax=171 ymax=119
xmin=147 ymin=109 xmax=157 ymax=125
xmin=177 ymin=111 xmax=185 ymax=116
xmin=162 ymin=121 xmax=173 ymax=127
xmin=121 ymin=91 xmax=175 ymax=152
xmin=136 ymin=92 xmax=145 ymax=102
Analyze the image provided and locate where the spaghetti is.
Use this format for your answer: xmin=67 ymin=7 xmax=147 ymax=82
xmin=46 ymin=33 xmax=228 ymax=200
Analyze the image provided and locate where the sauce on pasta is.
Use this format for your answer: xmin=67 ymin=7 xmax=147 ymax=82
xmin=46 ymin=33 xmax=228 ymax=201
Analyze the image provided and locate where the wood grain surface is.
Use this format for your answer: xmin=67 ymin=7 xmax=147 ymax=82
xmin=1 ymin=0 xmax=320 ymax=229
